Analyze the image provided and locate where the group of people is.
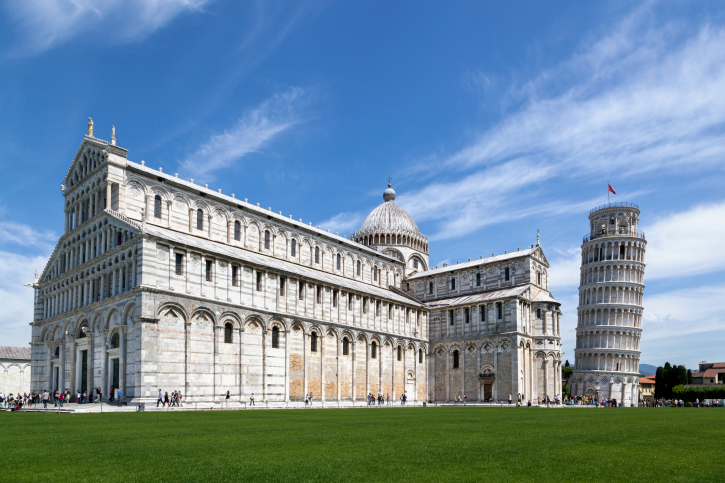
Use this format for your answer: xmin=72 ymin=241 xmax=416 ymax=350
xmin=156 ymin=389 xmax=183 ymax=407
xmin=566 ymin=395 xmax=617 ymax=406
xmin=642 ymin=398 xmax=719 ymax=407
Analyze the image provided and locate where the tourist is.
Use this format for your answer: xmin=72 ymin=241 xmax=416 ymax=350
xmin=76 ymin=390 xmax=81 ymax=404
xmin=250 ymin=393 xmax=255 ymax=406
xmin=96 ymin=387 xmax=102 ymax=403
xmin=178 ymin=390 xmax=183 ymax=407
xmin=164 ymin=391 xmax=170 ymax=406
xmin=109 ymin=385 xmax=114 ymax=403
xmin=42 ymin=390 xmax=49 ymax=409
xmin=463 ymin=394 xmax=466 ymax=405
xmin=225 ymin=391 xmax=230 ymax=407
xmin=157 ymin=389 xmax=163 ymax=407
xmin=308 ymin=393 xmax=313 ymax=406
xmin=117 ymin=388 xmax=124 ymax=407
xmin=508 ymin=394 xmax=512 ymax=405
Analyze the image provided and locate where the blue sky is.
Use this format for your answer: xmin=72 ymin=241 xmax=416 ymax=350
xmin=1 ymin=1 xmax=724 ymax=369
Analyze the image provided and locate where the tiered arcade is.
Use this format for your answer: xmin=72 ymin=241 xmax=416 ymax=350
xmin=570 ymin=202 xmax=646 ymax=406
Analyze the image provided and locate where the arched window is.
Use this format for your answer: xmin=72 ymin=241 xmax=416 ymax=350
xmin=342 ymin=337 xmax=349 ymax=356
xmin=336 ymin=253 xmax=341 ymax=270
xmin=397 ymin=346 xmax=402 ymax=361
xmin=224 ymin=323 xmax=233 ymax=344
xmin=429 ymin=282 xmax=433 ymax=294
xmin=537 ymin=272 xmax=542 ymax=285
xmin=234 ymin=221 xmax=241 ymax=241
xmin=291 ymin=239 xmax=296 ymax=257
xmin=419 ymin=349 xmax=423 ymax=364
xmin=536 ymin=308 xmax=541 ymax=318
xmin=373 ymin=266 xmax=378 ymax=281
xmin=356 ymin=260 xmax=361 ymax=276
xmin=505 ymin=267 xmax=510 ymax=281
xmin=476 ymin=273 xmax=481 ymax=286
xmin=451 ymin=277 xmax=456 ymax=290
xmin=371 ymin=341 xmax=377 ymax=359
xmin=54 ymin=346 xmax=60 ymax=357
xmin=271 ymin=326 xmax=279 ymax=349
xmin=610 ymin=215 xmax=616 ymax=225
xmin=111 ymin=332 xmax=120 ymax=348
xmin=154 ymin=195 xmax=162 ymax=219
xmin=315 ymin=247 xmax=320 ymax=264
xmin=196 ymin=209 xmax=204 ymax=230
xmin=310 ymin=332 xmax=317 ymax=352
xmin=264 ymin=230 xmax=270 ymax=250
xmin=413 ymin=259 xmax=419 ymax=269
xmin=453 ymin=350 xmax=460 ymax=369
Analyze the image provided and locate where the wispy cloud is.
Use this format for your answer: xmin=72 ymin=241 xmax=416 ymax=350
xmin=3 ymin=0 xmax=208 ymax=56
xmin=0 ymin=250 xmax=49 ymax=347
xmin=643 ymin=284 xmax=725 ymax=341
xmin=0 ymin=220 xmax=57 ymax=251
xmin=644 ymin=200 xmax=725 ymax=280
xmin=179 ymin=87 xmax=307 ymax=181
xmin=397 ymin=8 xmax=725 ymax=240
xmin=317 ymin=211 xmax=365 ymax=236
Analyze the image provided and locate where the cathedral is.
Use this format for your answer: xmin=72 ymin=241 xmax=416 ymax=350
xmin=29 ymin=126 xmax=562 ymax=404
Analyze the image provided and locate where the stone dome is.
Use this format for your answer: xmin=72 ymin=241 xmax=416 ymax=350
xmin=356 ymin=184 xmax=421 ymax=237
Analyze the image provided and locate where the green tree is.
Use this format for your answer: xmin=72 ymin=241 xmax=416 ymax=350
xmin=675 ymin=365 xmax=688 ymax=386
xmin=565 ymin=360 xmax=570 ymax=367
xmin=655 ymin=366 xmax=665 ymax=398
xmin=687 ymin=369 xmax=693 ymax=384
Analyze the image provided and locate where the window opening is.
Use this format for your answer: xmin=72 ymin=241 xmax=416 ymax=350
xmin=175 ymin=253 xmax=184 ymax=276
xmin=315 ymin=246 xmax=319 ymax=264
xmin=453 ymin=350 xmax=459 ymax=369
xmin=291 ymin=239 xmax=296 ymax=257
xmin=205 ymin=260 xmax=212 ymax=282
xmin=476 ymin=273 xmax=481 ymax=286
xmin=279 ymin=276 xmax=286 ymax=296
xmin=449 ymin=310 xmax=454 ymax=326
xmin=234 ymin=221 xmax=241 ymax=241
xmin=256 ymin=272 xmax=262 ymax=291
xmin=224 ymin=323 xmax=233 ymax=344
xmin=371 ymin=341 xmax=377 ymax=359
xmin=505 ymin=267 xmax=510 ymax=281
xmin=397 ymin=346 xmax=402 ymax=361
xmin=154 ymin=195 xmax=162 ymax=219
xmin=264 ymin=230 xmax=270 ymax=250
xmin=272 ymin=327 xmax=279 ymax=349
xmin=196 ymin=209 xmax=203 ymax=230
xmin=342 ymin=338 xmax=349 ymax=356
xmin=310 ymin=332 xmax=317 ymax=352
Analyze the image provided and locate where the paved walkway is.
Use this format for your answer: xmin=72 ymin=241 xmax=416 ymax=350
xmin=16 ymin=400 xmax=577 ymax=413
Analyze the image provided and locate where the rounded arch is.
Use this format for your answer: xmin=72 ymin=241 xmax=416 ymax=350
xmin=267 ymin=317 xmax=288 ymax=332
xmin=219 ymin=311 xmax=242 ymax=329
xmin=157 ymin=302 xmax=188 ymax=323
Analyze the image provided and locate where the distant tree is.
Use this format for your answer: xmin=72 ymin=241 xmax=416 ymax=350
xmin=675 ymin=365 xmax=688 ymax=387
xmin=562 ymin=364 xmax=573 ymax=381
xmin=562 ymin=382 xmax=571 ymax=397
xmin=565 ymin=360 xmax=570 ymax=367
xmin=687 ymin=369 xmax=693 ymax=385
xmin=655 ymin=366 xmax=665 ymax=398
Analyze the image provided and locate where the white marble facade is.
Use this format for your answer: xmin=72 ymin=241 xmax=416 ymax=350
xmin=570 ymin=204 xmax=646 ymax=406
xmin=1 ymin=347 xmax=31 ymax=396
xmin=30 ymin=132 xmax=562 ymax=403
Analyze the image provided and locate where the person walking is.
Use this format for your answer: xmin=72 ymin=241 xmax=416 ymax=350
xmin=508 ymin=394 xmax=512 ymax=405
xmin=42 ymin=390 xmax=49 ymax=409
xmin=156 ymin=389 xmax=163 ymax=407
xmin=109 ymin=385 xmax=114 ymax=403
xmin=117 ymin=388 xmax=124 ymax=407
xmin=164 ymin=391 xmax=169 ymax=407
xmin=463 ymin=394 xmax=467 ymax=405
xmin=250 ymin=393 xmax=255 ymax=406
xmin=225 ymin=391 xmax=230 ymax=407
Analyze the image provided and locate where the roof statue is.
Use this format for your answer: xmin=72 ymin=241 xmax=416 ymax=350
xmin=111 ymin=125 xmax=117 ymax=145
xmin=88 ymin=117 xmax=93 ymax=137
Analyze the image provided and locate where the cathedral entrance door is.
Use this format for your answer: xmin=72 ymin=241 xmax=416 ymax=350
xmin=80 ymin=350 xmax=88 ymax=394
xmin=112 ymin=358 xmax=120 ymax=389
xmin=483 ymin=383 xmax=493 ymax=401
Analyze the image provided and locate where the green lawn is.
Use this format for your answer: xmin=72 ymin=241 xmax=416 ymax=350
xmin=2 ymin=407 xmax=723 ymax=482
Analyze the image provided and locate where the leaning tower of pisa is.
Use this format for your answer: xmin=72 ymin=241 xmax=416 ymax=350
xmin=571 ymin=202 xmax=646 ymax=406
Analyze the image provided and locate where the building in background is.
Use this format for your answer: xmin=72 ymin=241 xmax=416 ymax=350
xmin=639 ymin=375 xmax=655 ymax=400
xmin=0 ymin=347 xmax=31 ymax=395
xmin=570 ymin=203 xmax=646 ymax=406
xmin=691 ymin=362 xmax=725 ymax=385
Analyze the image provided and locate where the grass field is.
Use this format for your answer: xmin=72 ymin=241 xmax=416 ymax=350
xmin=2 ymin=407 xmax=723 ymax=482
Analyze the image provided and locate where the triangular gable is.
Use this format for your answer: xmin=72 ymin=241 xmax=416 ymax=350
xmin=62 ymin=136 xmax=128 ymax=192
xmin=533 ymin=247 xmax=549 ymax=266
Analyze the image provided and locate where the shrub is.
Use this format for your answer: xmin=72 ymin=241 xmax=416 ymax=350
xmin=672 ymin=384 xmax=725 ymax=402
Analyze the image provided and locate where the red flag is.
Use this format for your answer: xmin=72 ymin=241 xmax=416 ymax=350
xmin=608 ymin=184 xmax=617 ymax=195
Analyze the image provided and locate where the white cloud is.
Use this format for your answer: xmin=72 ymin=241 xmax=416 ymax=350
xmin=644 ymin=200 xmax=725 ymax=280
xmin=3 ymin=0 xmax=208 ymax=55
xmin=317 ymin=211 xmax=365 ymax=236
xmin=0 ymin=221 xmax=57 ymax=251
xmin=401 ymin=9 xmax=725 ymax=240
xmin=643 ymin=284 xmax=725 ymax=341
xmin=0 ymin=250 xmax=49 ymax=348
xmin=179 ymin=87 xmax=306 ymax=181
